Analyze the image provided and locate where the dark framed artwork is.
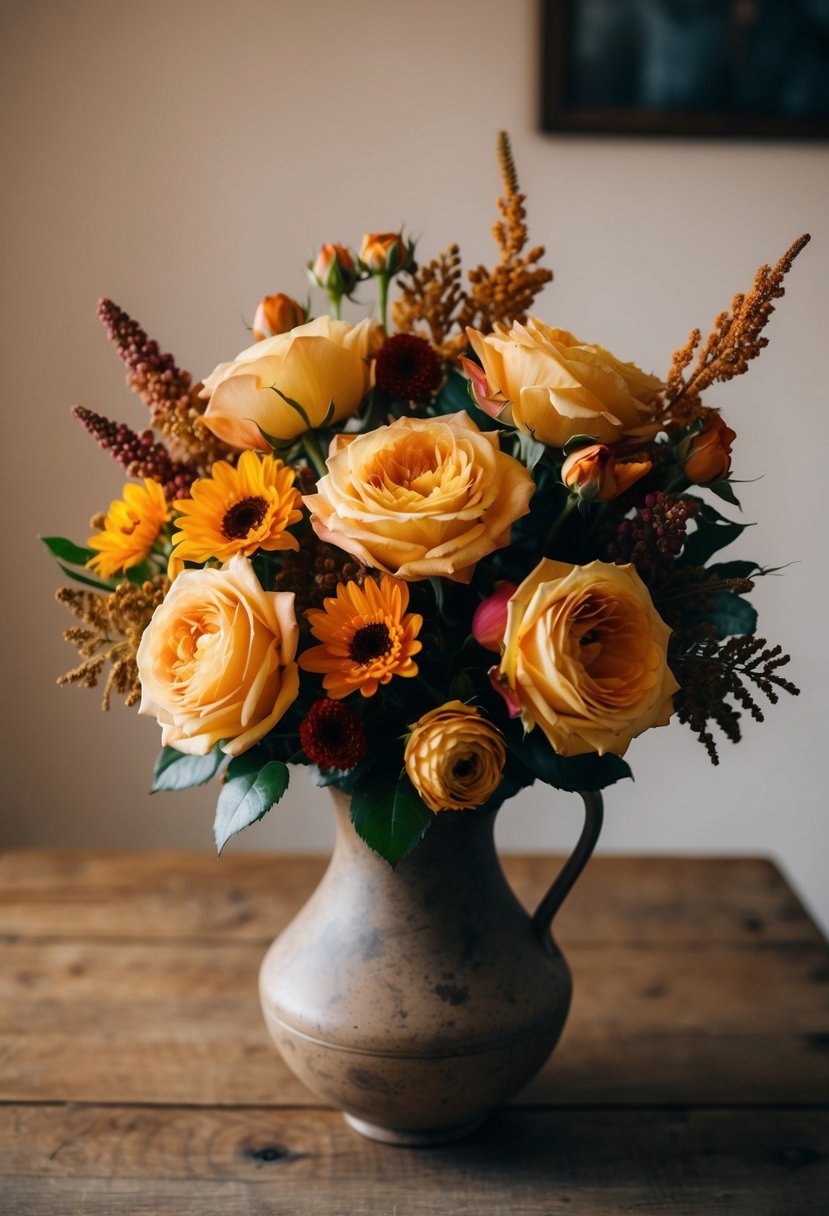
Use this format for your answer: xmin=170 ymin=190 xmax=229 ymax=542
xmin=541 ymin=0 xmax=829 ymax=137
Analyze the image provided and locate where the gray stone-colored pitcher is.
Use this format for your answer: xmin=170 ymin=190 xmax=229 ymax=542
xmin=259 ymin=787 xmax=603 ymax=1145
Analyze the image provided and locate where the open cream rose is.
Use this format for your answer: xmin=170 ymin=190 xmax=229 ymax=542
xmin=497 ymin=559 xmax=678 ymax=757
xmin=304 ymin=412 xmax=535 ymax=582
xmin=136 ymin=555 xmax=299 ymax=757
xmin=466 ymin=318 xmax=663 ymax=449
xmin=200 ymin=315 xmax=382 ymax=449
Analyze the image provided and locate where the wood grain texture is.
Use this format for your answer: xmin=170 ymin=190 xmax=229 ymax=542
xmin=1 ymin=850 xmax=827 ymax=1214
xmin=0 ymin=850 xmax=818 ymax=945
xmin=1 ymin=1105 xmax=827 ymax=1215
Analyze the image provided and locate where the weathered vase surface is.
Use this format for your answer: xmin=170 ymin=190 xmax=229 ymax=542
xmin=259 ymin=790 xmax=596 ymax=1144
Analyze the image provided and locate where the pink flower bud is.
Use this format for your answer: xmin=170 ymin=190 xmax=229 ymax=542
xmin=488 ymin=667 xmax=521 ymax=718
xmin=311 ymin=244 xmax=356 ymax=291
xmin=472 ymin=581 xmax=518 ymax=652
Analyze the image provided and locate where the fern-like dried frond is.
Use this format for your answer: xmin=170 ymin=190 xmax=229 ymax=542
xmin=653 ymin=564 xmax=755 ymax=629
xmin=670 ymin=630 xmax=799 ymax=763
xmin=665 ymin=234 xmax=810 ymax=427
xmin=56 ymin=576 xmax=169 ymax=709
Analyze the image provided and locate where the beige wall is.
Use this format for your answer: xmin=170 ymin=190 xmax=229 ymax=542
xmin=2 ymin=0 xmax=827 ymax=929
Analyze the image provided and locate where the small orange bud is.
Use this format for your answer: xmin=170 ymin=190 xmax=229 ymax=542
xmin=312 ymin=243 xmax=356 ymax=289
xmin=561 ymin=444 xmax=652 ymax=502
xmin=472 ymin=581 xmax=518 ymax=652
xmin=252 ymin=293 xmax=305 ymax=341
xmin=682 ymin=415 xmax=736 ymax=484
xmin=359 ymin=231 xmax=411 ymax=274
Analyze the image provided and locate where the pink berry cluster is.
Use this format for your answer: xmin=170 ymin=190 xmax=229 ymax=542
xmin=96 ymin=298 xmax=193 ymax=425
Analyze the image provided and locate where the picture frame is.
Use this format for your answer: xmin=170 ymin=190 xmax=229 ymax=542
xmin=540 ymin=0 xmax=829 ymax=138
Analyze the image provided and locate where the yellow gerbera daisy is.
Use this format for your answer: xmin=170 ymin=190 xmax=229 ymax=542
xmin=87 ymin=478 xmax=169 ymax=579
xmin=169 ymin=451 xmax=302 ymax=575
xmin=299 ymin=575 xmax=423 ymax=698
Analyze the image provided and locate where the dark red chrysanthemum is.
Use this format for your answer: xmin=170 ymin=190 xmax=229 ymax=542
xmin=299 ymin=699 xmax=369 ymax=771
xmin=374 ymin=333 xmax=442 ymax=402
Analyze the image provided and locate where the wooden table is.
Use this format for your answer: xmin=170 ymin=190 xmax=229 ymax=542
xmin=1 ymin=850 xmax=827 ymax=1214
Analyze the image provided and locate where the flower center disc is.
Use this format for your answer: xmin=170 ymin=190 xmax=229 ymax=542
xmin=222 ymin=496 xmax=268 ymax=540
xmin=349 ymin=622 xmax=393 ymax=665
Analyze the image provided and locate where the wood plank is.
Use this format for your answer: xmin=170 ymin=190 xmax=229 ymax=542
xmin=0 ymin=850 xmax=819 ymax=946
xmin=1 ymin=1105 xmax=827 ymax=1215
xmin=1 ymin=937 xmax=827 ymax=1106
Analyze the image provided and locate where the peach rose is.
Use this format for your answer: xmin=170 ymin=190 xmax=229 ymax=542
xmin=466 ymin=317 xmax=663 ymax=449
xmin=405 ymin=701 xmax=506 ymax=812
xmin=200 ymin=315 xmax=383 ymax=449
xmin=136 ymin=556 xmax=299 ymax=757
xmin=304 ymin=412 xmax=535 ymax=582
xmin=311 ymin=243 xmax=356 ymax=288
xmin=497 ymin=559 xmax=678 ymax=757
xmin=561 ymin=443 xmax=652 ymax=502
xmin=682 ymin=414 xmax=736 ymax=484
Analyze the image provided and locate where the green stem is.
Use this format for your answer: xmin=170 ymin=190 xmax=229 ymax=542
xmin=301 ymin=432 xmax=328 ymax=479
xmin=328 ymin=292 xmax=342 ymax=321
xmin=544 ymin=495 xmax=578 ymax=552
xmin=377 ymin=273 xmax=390 ymax=332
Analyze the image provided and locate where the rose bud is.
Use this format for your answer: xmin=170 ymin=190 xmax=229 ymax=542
xmin=472 ymin=581 xmax=518 ymax=652
xmin=359 ymin=231 xmax=412 ymax=275
xmin=252 ymin=293 xmax=306 ymax=341
xmin=562 ymin=443 xmax=652 ymax=502
xmin=310 ymin=243 xmax=358 ymax=294
xmin=682 ymin=415 xmax=736 ymax=484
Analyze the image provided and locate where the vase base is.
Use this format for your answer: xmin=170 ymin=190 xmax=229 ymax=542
xmin=343 ymin=1112 xmax=485 ymax=1147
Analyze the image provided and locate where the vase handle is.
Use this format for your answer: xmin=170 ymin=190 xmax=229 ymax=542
xmin=531 ymin=790 xmax=604 ymax=943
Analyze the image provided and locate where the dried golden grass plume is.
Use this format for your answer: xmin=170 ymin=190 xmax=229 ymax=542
xmin=665 ymin=234 xmax=810 ymax=427
xmin=393 ymin=132 xmax=553 ymax=360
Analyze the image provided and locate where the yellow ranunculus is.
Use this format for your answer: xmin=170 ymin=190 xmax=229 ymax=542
xmin=304 ymin=412 xmax=535 ymax=582
xmin=405 ymin=701 xmax=506 ymax=812
xmin=200 ymin=315 xmax=383 ymax=449
xmin=466 ymin=317 xmax=663 ymax=449
xmin=136 ymin=555 xmax=299 ymax=757
xmin=498 ymin=559 xmax=678 ymax=757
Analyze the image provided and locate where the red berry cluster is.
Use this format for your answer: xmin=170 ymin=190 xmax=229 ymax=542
xmin=96 ymin=298 xmax=193 ymax=422
xmin=299 ymin=699 xmax=368 ymax=771
xmin=606 ymin=493 xmax=696 ymax=571
xmin=72 ymin=405 xmax=197 ymax=501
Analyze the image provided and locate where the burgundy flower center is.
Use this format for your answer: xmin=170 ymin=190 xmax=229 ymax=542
xmin=349 ymin=622 xmax=392 ymax=665
xmin=222 ymin=496 xmax=268 ymax=539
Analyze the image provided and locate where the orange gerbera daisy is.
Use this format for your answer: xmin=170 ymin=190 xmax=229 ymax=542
xmin=169 ymin=451 xmax=302 ymax=575
xmin=299 ymin=575 xmax=423 ymax=699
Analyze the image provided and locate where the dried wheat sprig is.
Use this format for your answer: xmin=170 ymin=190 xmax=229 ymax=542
xmin=56 ymin=576 xmax=168 ymax=709
xmin=665 ymin=235 xmax=810 ymax=427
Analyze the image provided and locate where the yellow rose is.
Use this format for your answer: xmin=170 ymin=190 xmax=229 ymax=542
xmin=405 ymin=701 xmax=506 ymax=812
xmin=682 ymin=414 xmax=736 ymax=484
xmin=304 ymin=412 xmax=535 ymax=582
xmin=136 ymin=555 xmax=299 ymax=757
xmin=200 ymin=315 xmax=383 ymax=449
xmin=466 ymin=317 xmax=663 ymax=449
xmin=498 ymin=559 xmax=678 ymax=757
xmin=561 ymin=443 xmax=652 ymax=502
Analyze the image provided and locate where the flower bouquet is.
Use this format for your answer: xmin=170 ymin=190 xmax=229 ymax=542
xmin=48 ymin=134 xmax=804 ymax=866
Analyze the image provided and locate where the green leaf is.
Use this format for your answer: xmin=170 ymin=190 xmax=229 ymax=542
xmin=125 ymin=561 xmax=154 ymax=585
xmin=213 ymin=756 xmax=290 ymax=854
xmin=515 ymin=727 xmax=632 ymax=792
xmin=681 ymin=512 xmax=750 ymax=566
xmin=255 ymin=422 xmax=296 ymax=453
xmin=350 ymin=770 xmax=432 ymax=867
xmin=706 ymin=560 xmax=760 ymax=580
xmin=706 ymin=479 xmax=742 ymax=509
xmin=515 ymin=431 xmax=547 ymax=473
xmin=55 ymin=562 xmax=116 ymax=591
xmin=272 ymin=387 xmax=313 ymax=431
xmin=449 ymin=672 xmax=475 ymax=702
xmin=311 ymin=757 xmax=370 ymax=794
xmin=151 ymin=745 xmax=227 ymax=793
xmin=41 ymin=536 xmax=97 ymax=565
xmin=686 ymin=591 xmax=758 ymax=639
xmin=561 ymin=433 xmax=600 ymax=457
